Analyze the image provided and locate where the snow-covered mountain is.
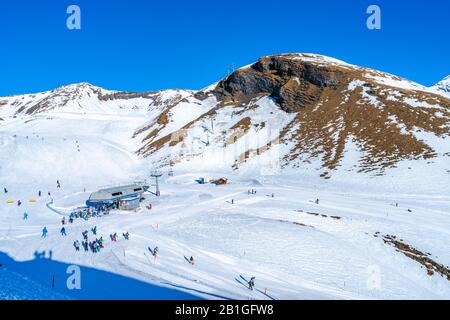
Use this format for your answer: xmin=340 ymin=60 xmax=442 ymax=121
xmin=0 ymin=82 xmax=191 ymax=116
xmin=1 ymin=54 xmax=450 ymax=300
xmin=132 ymin=54 xmax=450 ymax=183
xmin=2 ymin=53 xmax=449 ymax=187
xmin=431 ymin=75 xmax=450 ymax=97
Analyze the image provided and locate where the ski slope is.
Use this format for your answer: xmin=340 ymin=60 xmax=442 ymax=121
xmin=0 ymin=84 xmax=449 ymax=300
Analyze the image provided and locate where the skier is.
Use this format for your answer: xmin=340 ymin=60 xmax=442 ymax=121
xmin=315 ymin=198 xmax=320 ymax=205
xmin=95 ymin=238 xmax=103 ymax=249
xmin=82 ymin=230 xmax=88 ymax=240
xmin=69 ymin=217 xmax=74 ymax=224
xmin=17 ymin=200 xmax=22 ymax=207
xmin=60 ymin=227 xmax=67 ymax=236
xmin=153 ymin=246 xmax=159 ymax=257
xmin=38 ymin=190 xmax=41 ymax=197
xmin=73 ymin=240 xmax=80 ymax=252
xmin=48 ymin=191 xmax=51 ymax=196
xmin=91 ymin=226 xmax=97 ymax=235
xmin=3 ymin=187 xmax=7 ymax=194
xmin=42 ymin=227 xmax=48 ymax=238
xmin=122 ymin=231 xmax=129 ymax=240
xmin=248 ymin=276 xmax=255 ymax=291
xmin=57 ymin=180 xmax=61 ymax=188
xmin=61 ymin=217 xmax=65 ymax=225
xmin=82 ymin=240 xmax=88 ymax=252
xmin=23 ymin=212 xmax=28 ymax=220
xmin=189 ymin=256 xmax=194 ymax=265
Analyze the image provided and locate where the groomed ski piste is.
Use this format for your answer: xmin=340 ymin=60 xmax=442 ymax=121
xmin=0 ymin=92 xmax=450 ymax=300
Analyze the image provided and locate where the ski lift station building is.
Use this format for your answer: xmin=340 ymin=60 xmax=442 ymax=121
xmin=86 ymin=183 xmax=149 ymax=210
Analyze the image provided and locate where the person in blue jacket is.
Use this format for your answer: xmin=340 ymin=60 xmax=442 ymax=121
xmin=42 ymin=227 xmax=48 ymax=238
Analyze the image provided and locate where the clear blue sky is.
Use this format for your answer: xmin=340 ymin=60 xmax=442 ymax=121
xmin=1 ymin=0 xmax=449 ymax=96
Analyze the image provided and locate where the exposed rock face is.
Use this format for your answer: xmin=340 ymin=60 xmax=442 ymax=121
xmin=212 ymin=54 xmax=345 ymax=112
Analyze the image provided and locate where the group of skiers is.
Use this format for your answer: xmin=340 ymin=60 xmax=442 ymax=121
xmin=78 ymin=228 xmax=104 ymax=253
xmin=73 ymin=237 xmax=104 ymax=253
xmin=69 ymin=206 xmax=111 ymax=223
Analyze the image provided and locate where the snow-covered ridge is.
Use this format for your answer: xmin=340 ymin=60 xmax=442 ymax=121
xmin=289 ymin=53 xmax=353 ymax=67
xmin=0 ymin=82 xmax=193 ymax=116
xmin=430 ymin=75 xmax=450 ymax=98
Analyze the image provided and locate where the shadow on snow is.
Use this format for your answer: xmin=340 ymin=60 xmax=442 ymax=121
xmin=0 ymin=251 xmax=201 ymax=300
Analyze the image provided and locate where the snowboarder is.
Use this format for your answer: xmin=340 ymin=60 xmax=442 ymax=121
xmin=42 ymin=227 xmax=48 ymax=238
xmin=60 ymin=227 xmax=67 ymax=236
xmin=23 ymin=212 xmax=28 ymax=220
xmin=73 ymin=240 xmax=80 ymax=252
xmin=248 ymin=276 xmax=255 ymax=290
